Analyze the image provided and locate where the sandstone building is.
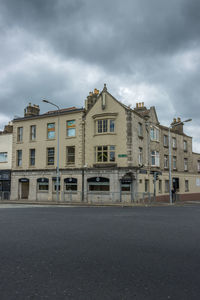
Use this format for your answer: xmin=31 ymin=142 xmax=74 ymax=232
xmin=10 ymin=85 xmax=200 ymax=203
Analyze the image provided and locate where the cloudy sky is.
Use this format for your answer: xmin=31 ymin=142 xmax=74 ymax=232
xmin=0 ymin=0 xmax=200 ymax=151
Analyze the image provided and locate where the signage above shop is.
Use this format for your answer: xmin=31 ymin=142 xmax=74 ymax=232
xmin=19 ymin=178 xmax=29 ymax=183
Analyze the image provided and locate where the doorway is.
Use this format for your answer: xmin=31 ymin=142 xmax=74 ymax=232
xmin=21 ymin=181 xmax=29 ymax=199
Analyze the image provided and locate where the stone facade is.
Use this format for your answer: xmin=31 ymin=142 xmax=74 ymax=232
xmin=9 ymin=85 xmax=200 ymax=203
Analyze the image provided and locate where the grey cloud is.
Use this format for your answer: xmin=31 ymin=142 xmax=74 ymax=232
xmin=0 ymin=0 xmax=200 ymax=151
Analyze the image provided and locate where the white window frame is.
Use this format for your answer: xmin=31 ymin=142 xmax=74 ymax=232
xmin=173 ymin=156 xmax=177 ymax=170
xmin=172 ymin=137 xmax=177 ymax=149
xmin=151 ymin=151 xmax=159 ymax=166
xmin=164 ymin=155 xmax=168 ymax=168
xmin=96 ymin=119 xmax=115 ymax=134
xmin=95 ymin=145 xmax=115 ymax=163
xmin=150 ymin=126 xmax=159 ymax=142
xmin=163 ymin=135 xmax=168 ymax=147
xmin=0 ymin=152 xmax=8 ymax=163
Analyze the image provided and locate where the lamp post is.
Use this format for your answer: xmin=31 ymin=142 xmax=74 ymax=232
xmin=168 ymin=118 xmax=192 ymax=204
xmin=42 ymin=99 xmax=60 ymax=202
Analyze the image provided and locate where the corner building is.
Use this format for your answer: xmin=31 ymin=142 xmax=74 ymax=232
xmin=11 ymin=85 xmax=200 ymax=203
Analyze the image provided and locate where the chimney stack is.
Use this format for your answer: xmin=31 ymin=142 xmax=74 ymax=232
xmin=24 ymin=103 xmax=40 ymax=117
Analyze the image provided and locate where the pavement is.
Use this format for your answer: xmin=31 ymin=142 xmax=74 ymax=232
xmin=0 ymin=205 xmax=200 ymax=299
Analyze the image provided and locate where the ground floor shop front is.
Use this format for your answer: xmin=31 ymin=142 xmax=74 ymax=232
xmin=0 ymin=170 xmax=11 ymax=200
xmin=10 ymin=168 xmax=200 ymax=203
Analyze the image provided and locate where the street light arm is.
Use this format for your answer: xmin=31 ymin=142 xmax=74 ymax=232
xmin=42 ymin=99 xmax=60 ymax=110
xmin=170 ymin=118 xmax=192 ymax=128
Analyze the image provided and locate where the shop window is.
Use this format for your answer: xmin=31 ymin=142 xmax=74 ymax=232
xmin=64 ymin=178 xmax=77 ymax=191
xmin=121 ymin=183 xmax=131 ymax=192
xmin=67 ymin=120 xmax=76 ymax=137
xmin=47 ymin=123 xmax=55 ymax=139
xmin=37 ymin=178 xmax=49 ymax=191
xmin=88 ymin=177 xmax=110 ymax=192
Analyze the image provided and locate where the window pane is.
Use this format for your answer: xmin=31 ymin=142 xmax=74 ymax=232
xmin=67 ymin=146 xmax=75 ymax=163
xmin=103 ymin=120 xmax=108 ymax=132
xmin=47 ymin=123 xmax=55 ymax=139
xmin=110 ymin=120 xmax=115 ymax=132
xmin=47 ymin=148 xmax=54 ymax=165
xmin=67 ymin=120 xmax=76 ymax=137
xmin=98 ymin=120 xmax=102 ymax=133
xmin=0 ymin=152 xmax=8 ymax=162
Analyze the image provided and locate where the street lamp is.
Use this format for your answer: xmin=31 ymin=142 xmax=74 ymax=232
xmin=42 ymin=99 xmax=60 ymax=202
xmin=168 ymin=118 xmax=192 ymax=204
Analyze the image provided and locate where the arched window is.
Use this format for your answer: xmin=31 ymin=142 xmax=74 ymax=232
xmin=37 ymin=178 xmax=49 ymax=191
xmin=64 ymin=178 xmax=77 ymax=191
xmin=87 ymin=177 xmax=110 ymax=191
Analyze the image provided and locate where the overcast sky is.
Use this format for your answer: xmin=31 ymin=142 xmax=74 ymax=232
xmin=0 ymin=0 xmax=200 ymax=152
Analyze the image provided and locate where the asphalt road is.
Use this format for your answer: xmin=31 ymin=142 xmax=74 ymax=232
xmin=0 ymin=205 xmax=200 ymax=300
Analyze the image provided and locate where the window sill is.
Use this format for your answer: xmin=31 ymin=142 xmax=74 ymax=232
xmin=0 ymin=161 xmax=8 ymax=164
xmin=93 ymin=133 xmax=116 ymax=137
xmin=66 ymin=163 xmax=75 ymax=166
xmin=150 ymin=140 xmax=160 ymax=143
xmin=16 ymin=141 xmax=23 ymax=144
xmin=66 ymin=136 xmax=76 ymax=139
xmin=46 ymin=138 xmax=56 ymax=141
xmin=29 ymin=140 xmax=36 ymax=143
